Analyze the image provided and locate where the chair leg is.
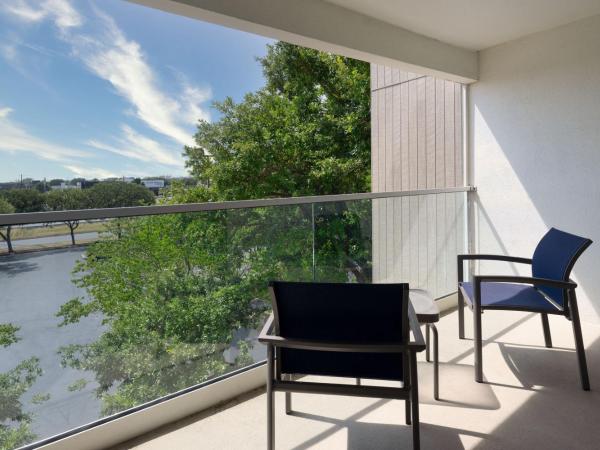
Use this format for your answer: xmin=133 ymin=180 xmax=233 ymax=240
xmin=425 ymin=324 xmax=431 ymax=362
xmin=410 ymin=352 xmax=420 ymax=450
xmin=569 ymin=292 xmax=590 ymax=391
xmin=405 ymin=396 xmax=411 ymax=425
xmin=431 ymin=323 xmax=439 ymax=400
xmin=356 ymin=378 xmax=361 ymax=386
xmin=285 ymin=374 xmax=292 ymax=414
xmin=541 ymin=313 xmax=553 ymax=348
xmin=474 ymin=307 xmax=483 ymax=383
xmin=267 ymin=345 xmax=275 ymax=450
xmin=458 ymin=289 xmax=465 ymax=339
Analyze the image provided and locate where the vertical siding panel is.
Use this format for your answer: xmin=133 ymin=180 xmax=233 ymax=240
xmin=372 ymin=199 xmax=380 ymax=281
xmin=378 ymin=199 xmax=387 ymax=281
xmin=392 ymin=67 xmax=400 ymax=85
xmin=384 ymin=66 xmax=393 ymax=88
xmin=455 ymin=84 xmax=464 ymax=186
xmin=401 ymin=196 xmax=410 ymax=284
xmin=408 ymin=80 xmax=418 ymax=189
xmin=417 ymin=77 xmax=427 ymax=189
xmin=377 ymin=89 xmax=386 ymax=192
xmin=393 ymin=197 xmax=402 ymax=281
xmin=444 ymin=80 xmax=455 ymax=187
xmin=370 ymin=67 xmax=379 ymax=280
xmin=392 ymin=85 xmax=401 ymax=191
xmin=425 ymin=77 xmax=436 ymax=189
xmin=400 ymin=80 xmax=410 ymax=191
xmin=371 ymin=81 xmax=378 ymax=192
xmin=371 ymin=64 xmax=378 ymax=91
xmin=386 ymin=197 xmax=394 ymax=281
xmin=445 ymin=192 xmax=457 ymax=293
xmin=409 ymin=196 xmax=419 ymax=286
xmin=377 ymin=65 xmax=385 ymax=89
xmin=418 ymin=194 xmax=428 ymax=288
xmin=436 ymin=193 xmax=446 ymax=298
xmin=435 ymin=79 xmax=445 ymax=188
xmin=426 ymin=194 xmax=437 ymax=293
xmin=385 ymin=86 xmax=393 ymax=191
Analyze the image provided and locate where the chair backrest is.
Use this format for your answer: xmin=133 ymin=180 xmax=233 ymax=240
xmin=269 ymin=281 xmax=409 ymax=343
xmin=532 ymin=228 xmax=592 ymax=307
xmin=269 ymin=281 xmax=410 ymax=380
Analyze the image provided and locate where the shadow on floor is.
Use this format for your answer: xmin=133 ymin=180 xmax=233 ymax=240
xmin=290 ymin=409 xmax=490 ymax=450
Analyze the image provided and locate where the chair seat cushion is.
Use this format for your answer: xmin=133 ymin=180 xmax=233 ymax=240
xmin=460 ymin=282 xmax=561 ymax=313
xmin=281 ymin=349 xmax=404 ymax=381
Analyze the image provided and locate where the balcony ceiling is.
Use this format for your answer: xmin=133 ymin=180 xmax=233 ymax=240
xmin=325 ymin=0 xmax=600 ymax=50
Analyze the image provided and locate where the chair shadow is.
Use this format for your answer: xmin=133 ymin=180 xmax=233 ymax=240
xmin=416 ymin=362 xmax=500 ymax=410
xmin=290 ymin=407 xmax=491 ymax=450
xmin=471 ymin=337 xmax=600 ymax=450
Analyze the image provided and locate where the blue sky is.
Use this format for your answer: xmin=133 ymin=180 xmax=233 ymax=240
xmin=0 ymin=0 xmax=272 ymax=182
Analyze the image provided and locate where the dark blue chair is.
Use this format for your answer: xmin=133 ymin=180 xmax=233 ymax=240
xmin=457 ymin=228 xmax=592 ymax=390
xmin=259 ymin=281 xmax=425 ymax=450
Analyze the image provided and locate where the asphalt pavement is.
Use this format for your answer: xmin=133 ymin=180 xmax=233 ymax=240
xmin=0 ymin=247 xmax=103 ymax=442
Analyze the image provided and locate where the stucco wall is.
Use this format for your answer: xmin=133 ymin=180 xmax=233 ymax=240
xmin=470 ymin=14 xmax=600 ymax=322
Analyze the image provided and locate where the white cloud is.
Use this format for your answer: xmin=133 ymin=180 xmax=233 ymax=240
xmin=1 ymin=0 xmax=83 ymax=31
xmin=64 ymin=165 xmax=117 ymax=179
xmin=87 ymin=124 xmax=184 ymax=167
xmin=0 ymin=107 xmax=89 ymax=162
xmin=1 ymin=0 xmax=210 ymax=173
xmin=66 ymin=8 xmax=210 ymax=147
xmin=0 ymin=107 xmax=13 ymax=118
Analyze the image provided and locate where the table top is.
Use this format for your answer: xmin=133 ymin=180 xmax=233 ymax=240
xmin=409 ymin=289 xmax=440 ymax=323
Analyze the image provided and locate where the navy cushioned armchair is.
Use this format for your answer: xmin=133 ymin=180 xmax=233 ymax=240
xmin=457 ymin=228 xmax=592 ymax=390
xmin=259 ymin=281 xmax=425 ymax=450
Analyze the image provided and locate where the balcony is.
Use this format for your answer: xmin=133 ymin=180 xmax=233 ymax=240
xmin=3 ymin=1 xmax=600 ymax=449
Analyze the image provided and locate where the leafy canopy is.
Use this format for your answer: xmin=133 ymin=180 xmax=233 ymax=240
xmin=184 ymin=41 xmax=370 ymax=199
xmin=57 ymin=42 xmax=371 ymax=417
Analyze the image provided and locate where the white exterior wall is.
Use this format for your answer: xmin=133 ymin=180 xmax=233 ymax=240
xmin=470 ymin=14 xmax=600 ymax=322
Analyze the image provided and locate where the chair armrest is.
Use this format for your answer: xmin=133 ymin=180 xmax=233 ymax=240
xmin=258 ymin=313 xmax=275 ymax=341
xmin=473 ymin=275 xmax=577 ymax=290
xmin=458 ymin=254 xmax=532 ymax=283
xmin=458 ymin=254 xmax=532 ymax=264
xmin=258 ymin=307 xmax=426 ymax=353
xmin=257 ymin=335 xmax=419 ymax=353
xmin=408 ymin=300 xmax=426 ymax=351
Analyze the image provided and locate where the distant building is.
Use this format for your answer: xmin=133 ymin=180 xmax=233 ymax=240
xmin=50 ymin=182 xmax=82 ymax=190
xmin=142 ymin=179 xmax=165 ymax=195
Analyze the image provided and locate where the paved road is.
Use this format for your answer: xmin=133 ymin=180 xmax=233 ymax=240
xmin=0 ymin=232 xmax=99 ymax=250
xmin=0 ymin=248 xmax=103 ymax=442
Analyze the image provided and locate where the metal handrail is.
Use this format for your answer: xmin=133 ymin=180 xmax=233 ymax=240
xmin=0 ymin=186 xmax=475 ymax=226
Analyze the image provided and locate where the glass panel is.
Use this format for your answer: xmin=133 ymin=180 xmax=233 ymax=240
xmin=0 ymin=191 xmax=466 ymax=448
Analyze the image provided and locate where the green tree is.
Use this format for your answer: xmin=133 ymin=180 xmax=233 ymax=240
xmin=57 ymin=42 xmax=371 ymax=415
xmin=45 ymin=189 xmax=90 ymax=245
xmin=0 ymin=324 xmax=44 ymax=449
xmin=185 ymin=42 xmax=370 ymax=197
xmin=86 ymin=182 xmax=155 ymax=209
xmin=0 ymin=198 xmax=15 ymax=254
xmin=0 ymin=189 xmax=45 ymax=213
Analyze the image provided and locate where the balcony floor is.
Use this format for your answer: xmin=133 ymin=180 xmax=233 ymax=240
xmin=113 ymin=308 xmax=600 ymax=449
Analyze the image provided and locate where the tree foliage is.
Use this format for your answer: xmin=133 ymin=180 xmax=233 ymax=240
xmin=0 ymin=189 xmax=44 ymax=213
xmin=0 ymin=324 xmax=43 ymax=450
xmin=184 ymin=41 xmax=370 ymax=198
xmin=57 ymin=43 xmax=371 ymax=417
xmin=86 ymin=182 xmax=155 ymax=209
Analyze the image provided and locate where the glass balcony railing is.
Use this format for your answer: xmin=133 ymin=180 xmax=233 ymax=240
xmin=0 ymin=187 xmax=470 ymax=449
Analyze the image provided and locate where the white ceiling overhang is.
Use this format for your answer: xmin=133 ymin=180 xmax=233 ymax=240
xmin=130 ymin=0 xmax=600 ymax=83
